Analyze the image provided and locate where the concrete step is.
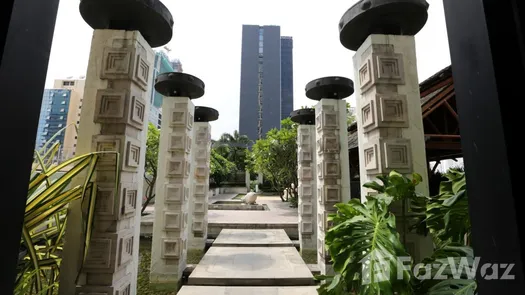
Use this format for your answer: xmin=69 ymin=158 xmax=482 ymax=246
xmin=212 ymin=229 xmax=294 ymax=247
xmin=187 ymin=246 xmax=316 ymax=286
xmin=178 ymin=286 xmax=318 ymax=295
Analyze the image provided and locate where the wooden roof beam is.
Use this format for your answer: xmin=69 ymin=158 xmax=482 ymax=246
xmin=420 ymin=76 xmax=454 ymax=97
xmin=426 ymin=141 xmax=462 ymax=150
xmin=444 ymin=100 xmax=459 ymax=121
xmin=423 ymin=90 xmax=456 ymax=118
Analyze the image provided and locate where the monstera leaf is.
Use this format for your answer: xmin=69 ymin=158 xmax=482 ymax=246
xmin=413 ymin=244 xmax=477 ymax=295
xmin=426 ymin=169 xmax=470 ymax=247
xmin=318 ymin=198 xmax=413 ymax=295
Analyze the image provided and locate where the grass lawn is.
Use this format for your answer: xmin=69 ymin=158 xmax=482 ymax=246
xmin=233 ymin=194 xmax=245 ymax=200
xmin=138 ymin=239 xmax=204 ymax=294
xmin=301 ymin=249 xmax=318 ymax=264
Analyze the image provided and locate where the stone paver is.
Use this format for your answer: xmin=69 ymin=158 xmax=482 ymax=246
xmin=178 ymin=286 xmax=318 ymax=295
xmin=213 ymin=229 xmax=293 ymax=247
xmin=188 ymin=246 xmax=315 ymax=286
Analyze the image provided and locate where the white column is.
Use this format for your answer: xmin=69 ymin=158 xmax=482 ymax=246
xmin=150 ymin=97 xmax=194 ymax=287
xmin=60 ymin=30 xmax=153 ymax=295
xmin=315 ymin=99 xmax=351 ymax=275
xmin=245 ymin=171 xmax=251 ymax=191
xmin=188 ymin=122 xmax=212 ymax=251
xmin=297 ymin=125 xmax=318 ymax=254
xmin=353 ymin=34 xmax=433 ymax=261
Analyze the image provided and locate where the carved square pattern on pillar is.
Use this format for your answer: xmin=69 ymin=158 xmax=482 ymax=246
xmin=169 ymin=134 xmax=191 ymax=153
xmin=161 ymin=239 xmax=183 ymax=259
xmin=320 ymin=111 xmax=338 ymax=130
xmin=121 ymin=183 xmax=138 ymax=218
xmin=101 ymin=47 xmax=132 ymax=79
xmin=92 ymin=135 xmax=121 ymax=170
xmin=193 ymin=200 xmax=206 ymax=214
xmin=170 ymin=109 xmax=187 ymax=128
xmin=166 ymin=159 xmax=190 ymax=178
xmin=192 ymin=218 xmax=205 ymax=233
xmin=95 ymin=183 xmax=119 ymax=220
xmin=321 ymin=185 xmax=341 ymax=205
xmin=94 ymin=89 xmax=145 ymax=130
xmin=130 ymin=95 xmax=146 ymax=127
xmin=299 ymin=132 xmax=311 ymax=146
xmin=361 ymin=100 xmax=375 ymax=130
xmin=299 ymin=149 xmax=312 ymax=162
xmin=324 ymin=161 xmax=340 ymax=178
xmin=359 ymin=58 xmax=373 ymax=91
xmin=165 ymin=184 xmax=184 ymax=204
xmin=117 ymin=233 xmax=134 ymax=268
xmin=363 ymin=144 xmax=379 ymax=173
xmin=83 ymin=238 xmax=113 ymax=270
xmin=196 ymin=126 xmax=209 ymax=144
xmin=383 ymin=139 xmax=413 ymax=173
xmin=125 ymin=141 xmax=141 ymax=169
xmin=301 ymin=221 xmax=314 ymax=234
xmin=133 ymin=53 xmax=150 ymax=90
xmin=360 ymin=53 xmax=406 ymax=93
xmin=164 ymin=212 xmax=182 ymax=231
xmin=322 ymin=135 xmax=340 ymax=153
xmin=195 ymin=148 xmax=208 ymax=161
xmin=300 ymin=202 xmax=313 ymax=216
xmin=376 ymin=54 xmax=404 ymax=82
xmin=377 ymin=95 xmax=409 ymax=127
xmin=95 ymin=91 xmax=126 ymax=119
xmin=299 ymin=183 xmax=313 ymax=200
xmin=299 ymin=167 xmax=313 ymax=180
xmin=194 ymin=184 xmax=207 ymax=197
xmin=84 ymin=232 xmax=133 ymax=273
xmin=318 ymin=211 xmax=334 ymax=232
xmin=195 ymin=165 xmax=208 ymax=178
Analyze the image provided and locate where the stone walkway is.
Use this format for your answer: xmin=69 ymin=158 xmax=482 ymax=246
xmin=178 ymin=228 xmax=318 ymax=294
xmin=141 ymin=195 xmax=300 ymax=239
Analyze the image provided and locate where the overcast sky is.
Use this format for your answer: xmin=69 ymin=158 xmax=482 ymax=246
xmin=44 ymin=0 xmax=451 ymax=140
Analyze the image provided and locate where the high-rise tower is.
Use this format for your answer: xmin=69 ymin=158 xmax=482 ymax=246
xmin=239 ymin=25 xmax=294 ymax=142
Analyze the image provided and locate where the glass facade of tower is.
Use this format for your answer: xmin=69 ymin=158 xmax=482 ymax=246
xmin=239 ymin=25 xmax=287 ymax=142
xmin=149 ymin=51 xmax=182 ymax=129
xmin=280 ymin=36 xmax=294 ymax=121
xmin=35 ymin=89 xmax=72 ymax=149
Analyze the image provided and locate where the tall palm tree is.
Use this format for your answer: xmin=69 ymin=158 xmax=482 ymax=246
xmin=215 ymin=130 xmax=252 ymax=170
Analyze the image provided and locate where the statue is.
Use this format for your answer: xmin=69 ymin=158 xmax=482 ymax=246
xmin=242 ymin=191 xmax=258 ymax=205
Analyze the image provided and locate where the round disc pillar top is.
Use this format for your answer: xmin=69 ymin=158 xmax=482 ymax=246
xmin=154 ymin=72 xmax=205 ymax=99
xmin=339 ymin=0 xmax=429 ymax=51
xmin=305 ymin=76 xmax=354 ymax=100
xmin=79 ymin=0 xmax=174 ymax=48
xmin=290 ymin=109 xmax=315 ymax=125
xmin=194 ymin=106 xmax=219 ymax=122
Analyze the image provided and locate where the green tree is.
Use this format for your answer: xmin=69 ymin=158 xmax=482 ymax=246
xmin=346 ymin=102 xmax=356 ymax=126
xmin=142 ymin=123 xmax=159 ymax=215
xmin=215 ymin=130 xmax=252 ymax=171
xmin=210 ymin=148 xmax=236 ymax=186
xmin=247 ymin=118 xmax=298 ymax=206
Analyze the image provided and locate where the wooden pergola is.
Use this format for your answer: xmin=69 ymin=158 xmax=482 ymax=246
xmin=348 ymin=65 xmax=461 ymax=176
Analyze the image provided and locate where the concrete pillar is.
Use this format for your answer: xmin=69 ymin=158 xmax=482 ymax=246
xmin=188 ymin=107 xmax=219 ymax=253
xmin=257 ymin=173 xmax=264 ymax=184
xmin=245 ymin=171 xmax=251 ymax=191
xmin=305 ymin=77 xmax=353 ymax=275
xmin=339 ymin=0 xmax=433 ymax=262
xmin=291 ymin=109 xmax=318 ymax=257
xmin=149 ymin=72 xmax=205 ymax=288
xmin=59 ymin=3 xmax=173 ymax=294
xmin=60 ymin=29 xmax=155 ymax=295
